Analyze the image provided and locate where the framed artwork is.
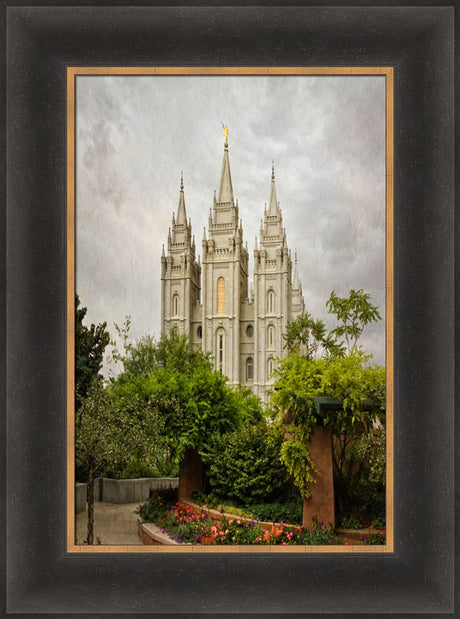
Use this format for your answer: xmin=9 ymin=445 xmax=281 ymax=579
xmin=67 ymin=66 xmax=393 ymax=554
xmin=4 ymin=4 xmax=455 ymax=615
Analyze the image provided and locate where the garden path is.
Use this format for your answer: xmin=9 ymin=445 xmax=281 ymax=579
xmin=76 ymin=502 xmax=143 ymax=545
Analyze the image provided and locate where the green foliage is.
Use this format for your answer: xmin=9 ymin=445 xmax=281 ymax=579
xmin=283 ymin=313 xmax=345 ymax=359
xmin=272 ymin=352 xmax=385 ymax=497
xmin=75 ymin=382 xmax=119 ymax=477
xmin=108 ymin=328 xmax=264 ymax=468
xmin=273 ymin=288 xmax=384 ymax=504
xmin=75 ymin=295 xmax=110 ymax=411
xmin=103 ymin=459 xmax=159 ymax=479
xmin=204 ymin=424 xmax=296 ymax=505
xmin=111 ymin=324 xmax=210 ymax=378
xmin=153 ymin=327 xmax=208 ymax=374
xmin=138 ymin=496 xmax=339 ymax=545
xmin=334 ymin=425 xmax=386 ymax=526
xmin=190 ymin=494 xmax=303 ymax=526
xmin=279 ymin=434 xmax=317 ymax=497
xmin=136 ymin=487 xmax=178 ymax=522
xmin=326 ymin=289 xmax=381 ymax=355
xmin=248 ymin=498 xmax=303 ymax=525
xmin=76 ymin=380 xmax=163 ymax=543
xmin=336 ymin=515 xmax=363 ymax=530
xmin=76 ymin=381 xmax=164 ymax=480
xmin=362 ymin=532 xmax=385 ymax=545
xmin=123 ymin=334 xmax=157 ymax=376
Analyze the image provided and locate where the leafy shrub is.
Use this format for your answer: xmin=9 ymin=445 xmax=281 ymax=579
xmin=191 ymin=494 xmax=303 ymax=526
xmin=103 ymin=452 xmax=179 ymax=479
xmin=248 ymin=498 xmax=303 ymax=525
xmin=136 ymin=487 xmax=178 ymax=522
xmin=334 ymin=426 xmax=386 ymax=527
xmin=336 ymin=515 xmax=363 ymax=530
xmin=362 ymin=532 xmax=385 ymax=545
xmin=205 ymin=423 xmax=296 ymax=506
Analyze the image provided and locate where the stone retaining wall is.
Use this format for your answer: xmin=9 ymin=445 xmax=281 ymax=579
xmin=101 ymin=477 xmax=178 ymax=504
xmin=75 ymin=482 xmax=87 ymax=514
xmin=75 ymin=477 xmax=178 ymax=513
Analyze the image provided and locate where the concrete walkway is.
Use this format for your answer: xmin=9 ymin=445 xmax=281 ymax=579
xmin=76 ymin=502 xmax=144 ymax=545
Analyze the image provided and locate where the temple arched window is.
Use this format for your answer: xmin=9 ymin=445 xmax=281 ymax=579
xmin=246 ymin=357 xmax=254 ymax=381
xmin=172 ymin=293 xmax=179 ymax=316
xmin=267 ymin=289 xmax=275 ymax=314
xmin=216 ymin=328 xmax=225 ymax=374
xmin=217 ymin=277 xmax=225 ymax=314
xmin=267 ymin=324 xmax=275 ymax=348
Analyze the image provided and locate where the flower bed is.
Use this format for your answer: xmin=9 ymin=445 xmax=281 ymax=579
xmin=137 ymin=494 xmax=341 ymax=546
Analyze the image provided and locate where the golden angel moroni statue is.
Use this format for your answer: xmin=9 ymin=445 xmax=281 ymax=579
xmin=220 ymin=121 xmax=229 ymax=143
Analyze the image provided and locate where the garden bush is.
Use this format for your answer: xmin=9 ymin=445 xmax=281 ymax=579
xmin=136 ymin=486 xmax=178 ymax=522
xmin=204 ymin=423 xmax=296 ymax=506
xmin=334 ymin=427 xmax=386 ymax=527
xmin=247 ymin=498 xmax=303 ymax=525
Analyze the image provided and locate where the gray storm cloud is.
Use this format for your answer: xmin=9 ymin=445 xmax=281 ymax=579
xmin=76 ymin=74 xmax=386 ymax=369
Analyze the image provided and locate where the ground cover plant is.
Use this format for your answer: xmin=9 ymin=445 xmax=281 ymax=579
xmin=192 ymin=492 xmax=303 ymax=526
xmin=137 ymin=492 xmax=341 ymax=545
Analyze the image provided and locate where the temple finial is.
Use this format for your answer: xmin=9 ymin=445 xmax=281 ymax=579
xmin=272 ymin=160 xmax=275 ymax=180
xmin=220 ymin=121 xmax=229 ymax=145
xmin=180 ymin=171 xmax=184 ymax=190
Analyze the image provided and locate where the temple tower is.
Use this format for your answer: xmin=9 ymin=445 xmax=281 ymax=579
xmin=253 ymin=163 xmax=293 ymax=398
xmin=161 ymin=174 xmax=201 ymax=336
xmin=201 ymin=138 xmax=249 ymax=384
xmin=161 ymin=131 xmax=305 ymax=401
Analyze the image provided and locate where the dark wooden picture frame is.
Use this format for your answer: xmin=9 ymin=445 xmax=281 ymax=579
xmin=4 ymin=4 xmax=455 ymax=615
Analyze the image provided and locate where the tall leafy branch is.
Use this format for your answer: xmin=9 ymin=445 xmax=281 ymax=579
xmin=272 ymin=289 xmax=385 ymax=500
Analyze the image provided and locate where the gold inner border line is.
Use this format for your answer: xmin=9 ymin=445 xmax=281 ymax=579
xmin=67 ymin=66 xmax=394 ymax=554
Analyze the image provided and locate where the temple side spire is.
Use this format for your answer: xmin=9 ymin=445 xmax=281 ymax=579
xmin=293 ymin=250 xmax=300 ymax=289
xmin=176 ymin=171 xmax=187 ymax=225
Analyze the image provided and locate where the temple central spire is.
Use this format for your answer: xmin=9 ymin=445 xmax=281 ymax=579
xmin=268 ymin=161 xmax=280 ymax=215
xmin=217 ymin=139 xmax=234 ymax=204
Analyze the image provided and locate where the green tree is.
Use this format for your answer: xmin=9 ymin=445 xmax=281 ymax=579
xmin=76 ymin=381 xmax=162 ymax=544
xmin=272 ymin=290 xmax=384 ymax=515
xmin=110 ymin=322 xmax=209 ymax=378
xmin=326 ymin=289 xmax=381 ymax=355
xmin=108 ymin=327 xmax=264 ymax=481
xmin=273 ymin=352 xmax=385 ymax=498
xmin=122 ymin=334 xmax=157 ymax=377
xmin=75 ymin=295 xmax=110 ymax=411
xmin=282 ymin=312 xmax=344 ymax=358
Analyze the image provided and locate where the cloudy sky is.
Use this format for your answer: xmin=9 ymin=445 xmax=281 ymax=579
xmin=76 ymin=74 xmax=387 ymax=370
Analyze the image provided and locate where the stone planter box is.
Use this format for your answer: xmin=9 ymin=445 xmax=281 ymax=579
xmin=182 ymin=500 xmax=286 ymax=532
xmin=182 ymin=501 xmax=369 ymax=545
xmin=138 ymin=523 xmax=191 ymax=546
xmin=101 ymin=477 xmax=178 ymax=504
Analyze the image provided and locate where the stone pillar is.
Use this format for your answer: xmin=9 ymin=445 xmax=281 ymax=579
xmin=178 ymin=448 xmax=204 ymax=500
xmin=302 ymin=424 xmax=335 ymax=529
